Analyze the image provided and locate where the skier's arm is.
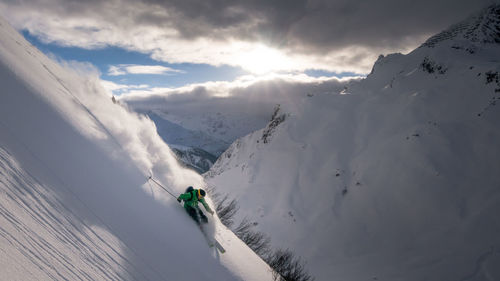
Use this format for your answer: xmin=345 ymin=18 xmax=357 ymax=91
xmin=177 ymin=193 xmax=190 ymax=202
xmin=200 ymin=198 xmax=214 ymax=215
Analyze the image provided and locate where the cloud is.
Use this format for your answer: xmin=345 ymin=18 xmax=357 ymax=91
xmin=100 ymin=80 xmax=150 ymax=96
xmin=34 ymin=54 xmax=205 ymax=196
xmin=117 ymin=73 xmax=361 ymax=125
xmin=117 ymin=72 xmax=361 ymax=150
xmin=107 ymin=64 xmax=185 ymax=76
xmin=0 ymin=0 xmax=494 ymax=74
xmin=114 ymin=72 xmax=359 ymax=100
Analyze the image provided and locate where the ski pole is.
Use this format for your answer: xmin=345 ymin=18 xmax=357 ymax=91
xmin=148 ymin=176 xmax=178 ymax=199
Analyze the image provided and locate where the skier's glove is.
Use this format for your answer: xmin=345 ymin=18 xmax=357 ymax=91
xmin=177 ymin=197 xmax=182 ymax=203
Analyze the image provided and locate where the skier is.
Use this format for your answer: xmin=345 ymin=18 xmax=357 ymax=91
xmin=177 ymin=186 xmax=214 ymax=225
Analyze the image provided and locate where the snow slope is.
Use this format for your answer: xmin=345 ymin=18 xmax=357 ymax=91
xmin=206 ymin=4 xmax=500 ymax=281
xmin=0 ymin=16 xmax=273 ymax=281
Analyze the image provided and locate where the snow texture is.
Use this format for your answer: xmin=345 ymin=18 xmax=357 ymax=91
xmin=0 ymin=15 xmax=273 ymax=281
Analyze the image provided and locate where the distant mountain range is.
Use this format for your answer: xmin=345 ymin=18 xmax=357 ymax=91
xmin=126 ymin=101 xmax=274 ymax=173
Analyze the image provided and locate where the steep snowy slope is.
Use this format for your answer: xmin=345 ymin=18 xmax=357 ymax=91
xmin=0 ymin=16 xmax=273 ymax=281
xmin=206 ymin=4 xmax=500 ymax=281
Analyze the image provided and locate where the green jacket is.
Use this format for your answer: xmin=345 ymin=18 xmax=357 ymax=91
xmin=178 ymin=189 xmax=213 ymax=214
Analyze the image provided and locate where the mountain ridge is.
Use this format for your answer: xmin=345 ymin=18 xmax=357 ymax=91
xmin=205 ymin=7 xmax=500 ymax=281
xmin=422 ymin=4 xmax=500 ymax=48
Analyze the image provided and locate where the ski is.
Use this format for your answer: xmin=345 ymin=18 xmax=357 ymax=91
xmin=200 ymin=228 xmax=214 ymax=246
xmin=214 ymin=239 xmax=226 ymax=253
xmin=199 ymin=225 xmax=225 ymax=253
xmin=205 ymin=235 xmax=225 ymax=254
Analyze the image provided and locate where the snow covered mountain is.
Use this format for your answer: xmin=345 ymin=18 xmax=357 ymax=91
xmin=125 ymin=97 xmax=272 ymax=173
xmin=138 ymin=109 xmax=226 ymax=173
xmin=422 ymin=4 xmax=500 ymax=47
xmin=122 ymin=74 xmax=349 ymax=174
xmin=0 ymin=16 xmax=274 ymax=281
xmin=206 ymin=4 xmax=500 ymax=281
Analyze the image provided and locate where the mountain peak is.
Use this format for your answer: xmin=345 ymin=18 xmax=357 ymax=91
xmin=422 ymin=4 xmax=500 ymax=48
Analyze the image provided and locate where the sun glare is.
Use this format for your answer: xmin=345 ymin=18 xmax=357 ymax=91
xmin=237 ymin=45 xmax=291 ymax=74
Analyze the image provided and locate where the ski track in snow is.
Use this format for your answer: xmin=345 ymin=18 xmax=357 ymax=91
xmin=0 ymin=147 xmax=145 ymax=281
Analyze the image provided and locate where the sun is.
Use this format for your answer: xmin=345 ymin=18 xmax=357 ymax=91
xmin=237 ymin=44 xmax=292 ymax=74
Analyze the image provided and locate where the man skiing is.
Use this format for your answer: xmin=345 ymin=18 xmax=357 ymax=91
xmin=177 ymin=186 xmax=214 ymax=225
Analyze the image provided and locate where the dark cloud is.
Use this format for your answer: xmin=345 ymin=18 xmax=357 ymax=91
xmin=137 ymin=0 xmax=494 ymax=50
xmin=0 ymin=0 xmax=497 ymax=73
xmin=121 ymin=75 xmax=349 ymax=118
xmin=14 ymin=0 xmax=492 ymax=49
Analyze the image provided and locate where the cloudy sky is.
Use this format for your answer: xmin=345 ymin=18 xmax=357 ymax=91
xmin=0 ymin=0 xmax=494 ymax=95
